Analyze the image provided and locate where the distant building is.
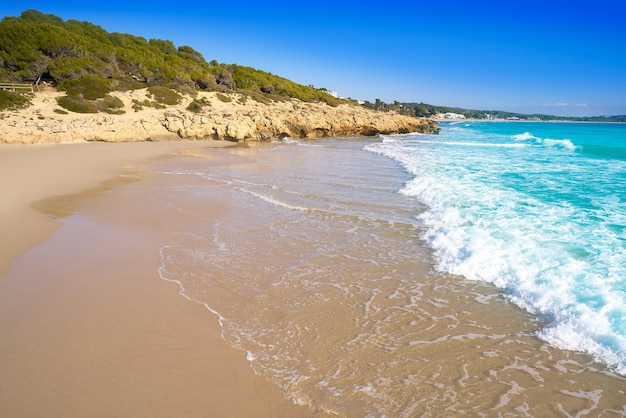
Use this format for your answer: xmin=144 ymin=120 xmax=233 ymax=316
xmin=439 ymin=112 xmax=466 ymax=119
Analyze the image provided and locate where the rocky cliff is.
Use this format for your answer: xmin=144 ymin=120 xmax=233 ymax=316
xmin=0 ymin=90 xmax=438 ymax=144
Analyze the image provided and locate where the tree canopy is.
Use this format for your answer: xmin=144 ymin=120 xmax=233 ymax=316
xmin=0 ymin=9 xmax=339 ymax=104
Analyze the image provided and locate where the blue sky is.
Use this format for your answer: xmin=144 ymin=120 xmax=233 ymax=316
xmin=2 ymin=1 xmax=625 ymax=116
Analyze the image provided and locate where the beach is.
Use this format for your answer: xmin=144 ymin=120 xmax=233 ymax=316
xmin=0 ymin=141 xmax=313 ymax=417
xmin=2 ymin=132 xmax=626 ymax=416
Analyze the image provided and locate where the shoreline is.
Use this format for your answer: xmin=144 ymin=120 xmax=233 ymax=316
xmin=0 ymin=141 xmax=315 ymax=416
xmin=2 ymin=137 xmax=625 ymax=415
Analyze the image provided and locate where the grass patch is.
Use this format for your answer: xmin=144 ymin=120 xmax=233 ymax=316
xmin=216 ymin=92 xmax=232 ymax=103
xmin=99 ymin=95 xmax=125 ymax=114
xmin=56 ymin=94 xmax=126 ymax=114
xmin=132 ymin=98 xmax=166 ymax=111
xmin=186 ymin=96 xmax=211 ymax=113
xmin=147 ymin=86 xmax=182 ymax=105
xmin=0 ymin=90 xmax=31 ymax=111
xmin=56 ymin=96 xmax=98 ymax=113
xmin=243 ymin=91 xmax=271 ymax=105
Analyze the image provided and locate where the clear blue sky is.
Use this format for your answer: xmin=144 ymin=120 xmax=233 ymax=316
xmin=2 ymin=1 xmax=625 ymax=116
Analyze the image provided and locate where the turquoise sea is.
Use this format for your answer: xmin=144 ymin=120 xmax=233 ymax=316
xmin=368 ymin=121 xmax=626 ymax=374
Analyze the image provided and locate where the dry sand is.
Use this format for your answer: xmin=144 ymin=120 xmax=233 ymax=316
xmin=0 ymin=141 xmax=313 ymax=417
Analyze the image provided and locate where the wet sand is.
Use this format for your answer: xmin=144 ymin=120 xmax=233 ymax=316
xmin=3 ymin=139 xmax=626 ymax=416
xmin=0 ymin=141 xmax=312 ymax=417
xmin=140 ymin=139 xmax=626 ymax=416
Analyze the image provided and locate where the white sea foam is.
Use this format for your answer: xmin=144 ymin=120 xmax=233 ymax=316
xmin=543 ymin=138 xmax=577 ymax=150
xmin=512 ymin=131 xmax=577 ymax=151
xmin=513 ymin=131 xmax=538 ymax=141
xmin=367 ymin=122 xmax=626 ymax=374
xmin=435 ymin=140 xmax=526 ymax=148
xmin=239 ymin=188 xmax=310 ymax=212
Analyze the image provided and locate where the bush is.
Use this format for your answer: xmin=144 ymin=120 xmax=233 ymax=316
xmin=0 ymin=90 xmax=31 ymax=111
xmin=147 ymin=85 xmax=181 ymax=105
xmin=245 ymin=91 xmax=271 ymax=105
xmin=216 ymin=92 xmax=232 ymax=103
xmin=56 ymin=94 xmax=125 ymax=114
xmin=175 ymin=84 xmax=197 ymax=97
xmin=98 ymin=94 xmax=125 ymax=114
xmin=59 ymin=77 xmax=112 ymax=100
xmin=186 ymin=96 xmax=211 ymax=113
xmin=56 ymin=95 xmax=98 ymax=113
xmin=114 ymin=77 xmax=147 ymax=92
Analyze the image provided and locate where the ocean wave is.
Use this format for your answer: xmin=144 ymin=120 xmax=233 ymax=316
xmin=513 ymin=132 xmax=577 ymax=151
xmin=543 ymin=138 xmax=577 ymax=151
xmin=538 ymin=315 xmax=626 ymax=375
xmin=368 ymin=126 xmax=626 ymax=375
xmin=512 ymin=132 xmax=539 ymax=141
xmin=415 ymin=188 xmax=626 ymax=373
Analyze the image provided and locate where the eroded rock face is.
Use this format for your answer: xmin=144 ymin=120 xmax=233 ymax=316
xmin=0 ymin=91 xmax=438 ymax=144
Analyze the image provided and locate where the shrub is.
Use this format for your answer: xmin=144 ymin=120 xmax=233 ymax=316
xmin=245 ymin=91 xmax=271 ymax=105
xmin=147 ymin=85 xmax=181 ymax=105
xmin=131 ymin=100 xmax=145 ymax=111
xmin=114 ymin=77 xmax=147 ymax=91
xmin=216 ymin=93 xmax=232 ymax=103
xmin=55 ymin=94 xmax=125 ymax=114
xmin=186 ymin=96 xmax=211 ymax=113
xmin=324 ymin=98 xmax=340 ymax=107
xmin=186 ymin=100 xmax=203 ymax=113
xmin=59 ymin=77 xmax=112 ymax=100
xmin=0 ymin=90 xmax=31 ymax=111
xmin=175 ymin=84 xmax=197 ymax=97
xmin=98 ymin=94 xmax=125 ymax=114
xmin=132 ymin=98 xmax=167 ymax=111
xmin=56 ymin=95 xmax=98 ymax=113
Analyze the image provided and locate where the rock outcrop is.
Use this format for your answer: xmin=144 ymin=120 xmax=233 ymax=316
xmin=0 ymin=90 xmax=438 ymax=144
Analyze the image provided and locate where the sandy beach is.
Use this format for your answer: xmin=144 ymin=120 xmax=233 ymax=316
xmin=3 ymin=137 xmax=626 ymax=416
xmin=0 ymin=141 xmax=313 ymax=417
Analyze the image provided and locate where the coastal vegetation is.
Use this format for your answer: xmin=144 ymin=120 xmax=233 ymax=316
xmin=0 ymin=89 xmax=31 ymax=111
xmin=2 ymin=9 xmax=619 ymax=122
xmin=0 ymin=9 xmax=341 ymax=113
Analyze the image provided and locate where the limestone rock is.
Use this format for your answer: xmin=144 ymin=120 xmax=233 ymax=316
xmin=0 ymin=90 xmax=438 ymax=144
